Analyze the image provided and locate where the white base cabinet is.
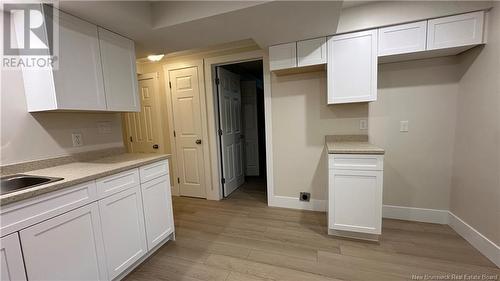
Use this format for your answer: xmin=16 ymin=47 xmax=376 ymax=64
xmin=0 ymin=159 xmax=173 ymax=281
xmin=20 ymin=202 xmax=107 ymax=281
xmin=0 ymin=233 xmax=27 ymax=281
xmin=141 ymin=175 xmax=174 ymax=250
xmin=328 ymin=154 xmax=384 ymax=239
xmin=99 ymin=186 xmax=147 ymax=280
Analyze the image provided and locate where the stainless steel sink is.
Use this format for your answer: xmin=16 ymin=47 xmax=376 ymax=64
xmin=0 ymin=174 xmax=64 ymax=195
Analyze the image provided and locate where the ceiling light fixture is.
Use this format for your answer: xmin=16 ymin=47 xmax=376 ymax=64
xmin=147 ymin=54 xmax=164 ymax=62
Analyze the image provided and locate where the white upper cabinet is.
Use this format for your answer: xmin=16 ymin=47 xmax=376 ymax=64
xmin=269 ymin=42 xmax=297 ymax=71
xmin=17 ymin=8 xmax=107 ymax=112
xmin=98 ymin=27 xmax=140 ymax=112
xmin=378 ymin=21 xmax=427 ymax=56
xmin=1 ymin=233 xmax=27 ymax=281
xmin=297 ymin=37 xmax=327 ymax=67
xmin=14 ymin=5 xmax=139 ymax=112
xmin=427 ymin=11 xmax=485 ymax=50
xmin=327 ymin=30 xmax=378 ymax=104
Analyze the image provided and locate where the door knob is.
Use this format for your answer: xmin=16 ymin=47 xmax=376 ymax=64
xmin=195 ymin=139 xmax=202 ymax=144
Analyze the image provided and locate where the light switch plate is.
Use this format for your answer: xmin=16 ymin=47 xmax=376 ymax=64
xmin=72 ymin=133 xmax=83 ymax=147
xmin=400 ymin=121 xmax=409 ymax=132
xmin=359 ymin=119 xmax=368 ymax=130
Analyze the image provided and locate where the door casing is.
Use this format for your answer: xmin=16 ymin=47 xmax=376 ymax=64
xmin=204 ymin=50 xmax=274 ymax=202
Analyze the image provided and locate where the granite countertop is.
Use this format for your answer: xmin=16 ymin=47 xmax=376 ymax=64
xmin=1 ymin=153 xmax=171 ymax=206
xmin=326 ymin=135 xmax=385 ymax=155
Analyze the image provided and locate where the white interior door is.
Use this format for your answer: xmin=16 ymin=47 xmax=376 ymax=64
xmin=169 ymin=66 xmax=207 ymax=198
xmin=217 ymin=67 xmax=245 ymax=197
xmin=241 ymin=80 xmax=260 ymax=176
xmin=125 ymin=73 xmax=162 ymax=153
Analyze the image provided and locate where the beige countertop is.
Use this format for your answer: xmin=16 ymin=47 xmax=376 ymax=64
xmin=1 ymin=153 xmax=171 ymax=206
xmin=326 ymin=135 xmax=385 ymax=155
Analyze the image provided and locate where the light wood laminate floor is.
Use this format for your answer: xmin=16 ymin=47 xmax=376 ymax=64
xmin=125 ymin=179 xmax=499 ymax=281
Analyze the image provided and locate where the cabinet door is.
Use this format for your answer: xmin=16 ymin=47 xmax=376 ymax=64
xmin=329 ymin=169 xmax=383 ymax=234
xmin=427 ymin=11 xmax=484 ymax=50
xmin=269 ymin=42 xmax=297 ymax=71
xmin=99 ymin=185 xmax=147 ymax=279
xmin=327 ymin=30 xmax=378 ymax=104
xmin=53 ymin=10 xmax=106 ymax=110
xmin=98 ymin=27 xmax=140 ymax=112
xmin=297 ymin=37 xmax=327 ymax=67
xmin=1 ymin=233 xmax=27 ymax=281
xmin=141 ymin=175 xmax=174 ymax=250
xmin=20 ymin=203 xmax=107 ymax=281
xmin=378 ymin=21 xmax=427 ymax=56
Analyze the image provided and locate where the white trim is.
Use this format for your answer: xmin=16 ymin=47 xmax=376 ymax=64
xmin=268 ymin=196 xmax=327 ymax=212
xmin=382 ymin=205 xmax=449 ymax=224
xmin=448 ymin=212 xmax=500 ymax=268
xmin=203 ymin=50 xmax=274 ymax=201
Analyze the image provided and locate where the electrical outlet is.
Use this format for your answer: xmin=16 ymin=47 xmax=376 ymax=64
xmin=98 ymin=121 xmax=112 ymax=134
xmin=299 ymin=192 xmax=310 ymax=202
xmin=400 ymin=121 xmax=409 ymax=132
xmin=72 ymin=133 xmax=83 ymax=147
xmin=359 ymin=119 xmax=368 ymax=130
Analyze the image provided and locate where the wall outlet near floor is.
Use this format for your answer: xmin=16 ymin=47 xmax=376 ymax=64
xmin=359 ymin=119 xmax=368 ymax=130
xmin=400 ymin=121 xmax=409 ymax=132
xmin=299 ymin=192 xmax=311 ymax=202
xmin=72 ymin=133 xmax=83 ymax=147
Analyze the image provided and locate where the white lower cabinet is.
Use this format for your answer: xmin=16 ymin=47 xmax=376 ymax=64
xmin=99 ymin=185 xmax=147 ymax=280
xmin=328 ymin=154 xmax=384 ymax=239
xmin=1 ymin=233 xmax=27 ymax=281
xmin=20 ymin=202 xmax=107 ymax=281
xmin=1 ymin=160 xmax=173 ymax=281
xmin=141 ymin=175 xmax=174 ymax=250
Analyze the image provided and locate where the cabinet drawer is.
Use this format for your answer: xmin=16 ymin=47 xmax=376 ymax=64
xmin=96 ymin=169 xmax=139 ymax=199
xmin=0 ymin=181 xmax=97 ymax=235
xmin=139 ymin=160 xmax=169 ymax=184
xmin=329 ymin=154 xmax=383 ymax=171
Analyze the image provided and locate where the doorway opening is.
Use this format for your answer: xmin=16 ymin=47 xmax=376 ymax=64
xmin=214 ymin=60 xmax=267 ymax=203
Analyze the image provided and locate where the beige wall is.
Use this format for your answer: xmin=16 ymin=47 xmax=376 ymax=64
xmin=370 ymin=57 xmax=460 ymax=210
xmin=1 ymin=69 xmax=124 ymax=166
xmin=271 ymin=71 xmax=368 ymax=199
xmin=450 ymin=2 xmax=500 ymax=245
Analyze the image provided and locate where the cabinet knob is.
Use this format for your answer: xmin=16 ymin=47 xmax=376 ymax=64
xmin=195 ymin=139 xmax=202 ymax=144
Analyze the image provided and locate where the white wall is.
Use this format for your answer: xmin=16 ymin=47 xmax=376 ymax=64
xmin=450 ymin=1 xmax=500 ymax=246
xmin=1 ymin=69 xmax=124 ymax=166
xmin=271 ymin=71 xmax=368 ymax=199
xmin=370 ymin=57 xmax=460 ymax=210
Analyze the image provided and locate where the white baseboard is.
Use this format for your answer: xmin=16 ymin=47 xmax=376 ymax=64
xmin=382 ymin=205 xmax=450 ymax=224
xmin=268 ymin=196 xmax=327 ymax=212
xmin=448 ymin=212 xmax=500 ymax=268
xmin=266 ymin=198 xmax=499 ymax=267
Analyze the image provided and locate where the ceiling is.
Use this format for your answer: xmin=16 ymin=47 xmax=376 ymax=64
xmin=59 ymin=1 xmax=343 ymax=58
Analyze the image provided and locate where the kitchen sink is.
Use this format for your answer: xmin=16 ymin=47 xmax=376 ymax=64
xmin=0 ymin=174 xmax=64 ymax=195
